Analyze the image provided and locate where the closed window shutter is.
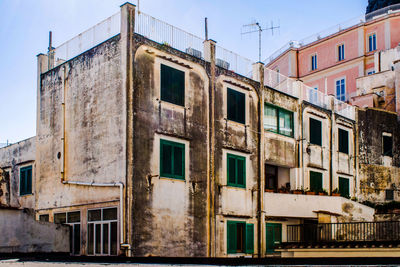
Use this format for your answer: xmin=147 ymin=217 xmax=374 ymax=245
xmin=27 ymin=168 xmax=32 ymax=194
xmin=339 ymin=129 xmax=349 ymax=154
xmin=245 ymin=223 xmax=254 ymax=254
xmin=236 ymin=158 xmax=245 ymax=186
xmin=227 ymin=88 xmax=245 ymax=124
xmin=227 ymin=222 xmax=237 ymax=253
xmin=173 ymin=145 xmax=184 ymax=177
xmin=161 ymin=142 xmax=172 ymax=176
xmin=228 ymin=156 xmax=236 ymax=184
xmin=161 ymin=64 xmax=184 ymax=106
xmin=310 ymin=171 xmax=322 ymax=192
xmin=20 ymin=169 xmax=25 ymax=195
xmin=310 ymin=118 xmax=322 ymax=146
xmin=339 ymin=177 xmax=349 ymax=197
xmin=237 ymin=91 xmax=245 ymax=124
xmin=227 ymin=89 xmax=236 ymax=122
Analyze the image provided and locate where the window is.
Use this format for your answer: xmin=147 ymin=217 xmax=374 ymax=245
xmin=310 ymin=171 xmax=323 ymax=193
xmin=336 ymin=78 xmax=346 ymax=101
xmin=338 ymin=128 xmax=349 ymax=154
xmin=309 ymin=118 xmax=322 ymax=146
xmin=385 ymin=189 xmax=394 ymax=201
xmin=383 ymin=133 xmax=393 ymax=157
xmin=339 ymin=177 xmax=350 ymax=198
xmin=311 ymin=54 xmax=317 ymax=71
xmin=227 ymin=153 xmax=246 ymax=188
xmin=265 ymin=164 xmax=278 ymax=191
xmin=367 ymin=70 xmax=375 ymax=75
xmin=368 ymin=33 xmax=377 ymax=52
xmin=160 ymin=139 xmax=185 ymax=180
xmin=227 ymin=221 xmax=254 ymax=254
xmin=266 ymin=223 xmax=282 ymax=254
xmin=20 ymin=166 xmax=32 ymax=196
xmin=54 ymin=211 xmax=81 ymax=255
xmin=39 ymin=214 xmax=49 ymax=222
xmin=264 ymin=104 xmax=294 ymax=137
xmin=227 ymin=88 xmax=245 ymax=124
xmin=338 ymin=44 xmax=345 ymax=61
xmin=88 ymin=208 xmax=118 ymax=256
xmin=161 ymin=64 xmax=185 ymax=106
xmin=309 ymin=87 xmax=318 ymax=104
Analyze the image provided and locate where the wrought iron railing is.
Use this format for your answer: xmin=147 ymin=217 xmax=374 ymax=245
xmin=287 ymin=221 xmax=400 ymax=243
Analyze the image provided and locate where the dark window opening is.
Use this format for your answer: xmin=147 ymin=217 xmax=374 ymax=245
xmin=227 ymin=88 xmax=245 ymax=124
xmin=338 ymin=128 xmax=349 ymax=154
xmin=160 ymin=64 xmax=185 ymax=106
xmin=309 ymin=118 xmax=322 ymax=146
xmin=39 ymin=214 xmax=49 ymax=222
xmin=339 ymin=177 xmax=350 ymax=198
xmin=383 ymin=135 xmax=393 ymax=157
xmin=265 ymin=164 xmax=278 ymax=191
xmin=386 ymin=189 xmax=394 ymax=201
xmin=310 ymin=171 xmax=323 ymax=193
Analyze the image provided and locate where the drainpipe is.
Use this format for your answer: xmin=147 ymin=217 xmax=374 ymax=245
xmin=62 ymin=181 xmax=128 ymax=251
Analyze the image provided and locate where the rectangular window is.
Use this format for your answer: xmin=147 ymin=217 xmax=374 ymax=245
xmin=265 ymin=164 xmax=278 ymax=191
xmin=39 ymin=214 xmax=49 ymax=222
xmin=338 ymin=44 xmax=345 ymax=61
xmin=160 ymin=139 xmax=185 ymax=180
xmin=87 ymin=208 xmax=118 ymax=256
xmin=310 ymin=171 xmax=323 ymax=193
xmin=309 ymin=118 xmax=322 ymax=146
xmin=227 ymin=221 xmax=254 ymax=254
xmin=339 ymin=177 xmax=350 ymax=198
xmin=227 ymin=153 xmax=246 ymax=188
xmin=386 ymin=189 xmax=394 ymax=201
xmin=368 ymin=33 xmax=377 ymax=52
xmin=338 ymin=128 xmax=349 ymax=154
xmin=227 ymin=88 xmax=245 ymax=124
xmin=160 ymin=64 xmax=185 ymax=106
xmin=264 ymin=104 xmax=294 ymax=137
xmin=311 ymin=54 xmax=317 ymax=71
xmin=336 ymin=79 xmax=346 ymax=101
xmin=54 ymin=211 xmax=81 ymax=255
xmin=266 ymin=223 xmax=282 ymax=254
xmin=367 ymin=70 xmax=375 ymax=75
xmin=383 ymin=134 xmax=393 ymax=157
xmin=19 ymin=166 xmax=32 ymax=196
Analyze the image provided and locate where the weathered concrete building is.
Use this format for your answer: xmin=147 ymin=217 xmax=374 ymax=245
xmin=2 ymin=2 xmax=400 ymax=259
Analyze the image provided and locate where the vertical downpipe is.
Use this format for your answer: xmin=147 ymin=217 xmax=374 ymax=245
xmin=61 ymin=66 xmax=67 ymax=182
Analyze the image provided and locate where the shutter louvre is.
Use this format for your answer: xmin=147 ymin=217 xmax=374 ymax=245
xmin=245 ymin=223 xmax=254 ymax=254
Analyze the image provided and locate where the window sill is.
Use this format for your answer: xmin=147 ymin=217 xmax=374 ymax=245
xmin=264 ymin=129 xmax=294 ymax=139
xmin=226 ymin=118 xmax=246 ymax=126
xmin=226 ymin=184 xmax=246 ymax=189
xmin=159 ymin=176 xmax=185 ymax=181
xmin=20 ymin=193 xmax=33 ymax=197
xmin=158 ymin=99 xmax=186 ymax=110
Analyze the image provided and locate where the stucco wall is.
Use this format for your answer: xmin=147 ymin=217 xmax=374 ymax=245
xmin=0 ymin=208 xmax=69 ymax=253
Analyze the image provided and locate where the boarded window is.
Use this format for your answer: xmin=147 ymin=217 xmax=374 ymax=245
xmin=310 ymin=171 xmax=323 ymax=193
xmin=338 ymin=128 xmax=349 ymax=154
xmin=160 ymin=139 xmax=185 ymax=180
xmin=160 ymin=64 xmax=185 ymax=106
xmin=19 ymin=166 xmax=32 ymax=196
xmin=339 ymin=177 xmax=350 ymax=198
xmin=227 ymin=221 xmax=254 ymax=254
xmin=227 ymin=153 xmax=246 ymax=188
xmin=383 ymin=134 xmax=393 ymax=157
xmin=309 ymin=118 xmax=322 ymax=146
xmin=227 ymin=88 xmax=245 ymax=124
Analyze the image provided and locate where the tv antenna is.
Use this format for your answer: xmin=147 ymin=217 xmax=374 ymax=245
xmin=241 ymin=20 xmax=280 ymax=62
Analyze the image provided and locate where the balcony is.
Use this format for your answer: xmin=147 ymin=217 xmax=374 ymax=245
xmin=286 ymin=221 xmax=400 ymax=244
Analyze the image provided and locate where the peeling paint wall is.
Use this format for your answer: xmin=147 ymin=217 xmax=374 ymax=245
xmin=358 ymin=108 xmax=400 ymax=202
xmin=0 ymin=137 xmax=35 ymax=208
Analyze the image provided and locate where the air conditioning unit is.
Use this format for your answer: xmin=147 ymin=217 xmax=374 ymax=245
xmin=185 ymin=47 xmax=202 ymax=59
xmin=216 ymin=58 xmax=230 ymax=70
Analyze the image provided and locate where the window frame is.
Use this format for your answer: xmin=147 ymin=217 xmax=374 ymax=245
xmin=368 ymin=33 xmax=377 ymax=52
xmin=309 ymin=117 xmax=322 ymax=146
xmin=160 ymin=63 xmax=185 ymax=107
xmin=227 ymin=87 xmax=246 ymax=124
xmin=311 ymin=53 xmax=318 ymax=71
xmin=53 ymin=210 xmax=82 ymax=255
xmin=337 ymin=43 xmax=345 ymax=61
xmin=19 ymin=165 xmax=32 ymax=196
xmin=160 ymin=139 xmax=185 ymax=180
xmin=335 ymin=78 xmax=346 ymax=102
xmin=338 ymin=128 xmax=349 ymax=154
xmin=227 ymin=220 xmax=254 ymax=254
xmin=264 ymin=103 xmax=294 ymax=138
xmin=227 ymin=153 xmax=246 ymax=188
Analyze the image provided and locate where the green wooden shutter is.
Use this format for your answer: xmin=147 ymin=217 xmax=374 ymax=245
xmin=310 ymin=171 xmax=322 ymax=193
xmin=339 ymin=177 xmax=349 ymax=198
xmin=19 ymin=168 xmax=25 ymax=195
xmin=339 ymin=129 xmax=349 ymax=154
xmin=310 ymin=118 xmax=322 ymax=146
xmin=236 ymin=157 xmax=245 ymax=187
xmin=160 ymin=64 xmax=184 ymax=106
xmin=160 ymin=140 xmax=185 ymax=179
xmin=26 ymin=168 xmax=32 ymax=194
xmin=237 ymin=90 xmax=245 ymax=124
xmin=173 ymin=144 xmax=184 ymax=178
xmin=245 ymin=223 xmax=254 ymax=254
xmin=227 ymin=155 xmax=236 ymax=185
xmin=227 ymin=89 xmax=236 ymax=122
xmin=227 ymin=88 xmax=245 ymax=124
xmin=227 ymin=221 xmax=237 ymax=253
xmin=160 ymin=141 xmax=172 ymax=176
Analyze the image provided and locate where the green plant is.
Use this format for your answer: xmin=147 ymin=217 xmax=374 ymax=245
xmin=332 ymin=188 xmax=340 ymax=194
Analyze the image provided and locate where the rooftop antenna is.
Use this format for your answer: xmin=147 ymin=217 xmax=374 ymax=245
xmin=241 ymin=20 xmax=280 ymax=62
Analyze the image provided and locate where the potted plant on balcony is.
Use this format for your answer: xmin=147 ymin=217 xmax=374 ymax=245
xmin=265 ymin=188 xmax=275 ymax=193
xmin=278 ymin=186 xmax=289 ymax=194
xmin=332 ymin=188 xmax=341 ymax=196
xmin=305 ymin=188 xmax=316 ymax=195
xmin=318 ymin=189 xmax=328 ymax=196
xmin=291 ymin=188 xmax=303 ymax=194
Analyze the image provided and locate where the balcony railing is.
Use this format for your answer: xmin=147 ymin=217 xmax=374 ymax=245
xmin=287 ymin=221 xmax=400 ymax=243
xmin=366 ymin=3 xmax=400 ymax=21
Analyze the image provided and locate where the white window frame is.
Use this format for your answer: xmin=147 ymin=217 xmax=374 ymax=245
xmin=337 ymin=43 xmax=345 ymax=61
xmin=367 ymin=32 xmax=377 ymax=52
xmin=335 ymin=77 xmax=346 ymax=102
xmin=311 ymin=53 xmax=318 ymax=71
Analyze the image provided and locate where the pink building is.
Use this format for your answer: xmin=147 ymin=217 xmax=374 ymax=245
xmin=265 ymin=6 xmax=400 ymax=103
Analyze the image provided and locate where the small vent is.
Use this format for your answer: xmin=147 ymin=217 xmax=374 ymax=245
xmin=216 ymin=58 xmax=230 ymax=70
xmin=185 ymin=47 xmax=202 ymax=59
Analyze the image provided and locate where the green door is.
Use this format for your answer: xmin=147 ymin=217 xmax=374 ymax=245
xmin=266 ymin=223 xmax=282 ymax=254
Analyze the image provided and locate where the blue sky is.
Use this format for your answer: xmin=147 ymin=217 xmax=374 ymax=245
xmin=0 ymin=0 xmax=366 ymax=143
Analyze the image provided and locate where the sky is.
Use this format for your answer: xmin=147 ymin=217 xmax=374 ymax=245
xmin=0 ymin=0 xmax=367 ymax=144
